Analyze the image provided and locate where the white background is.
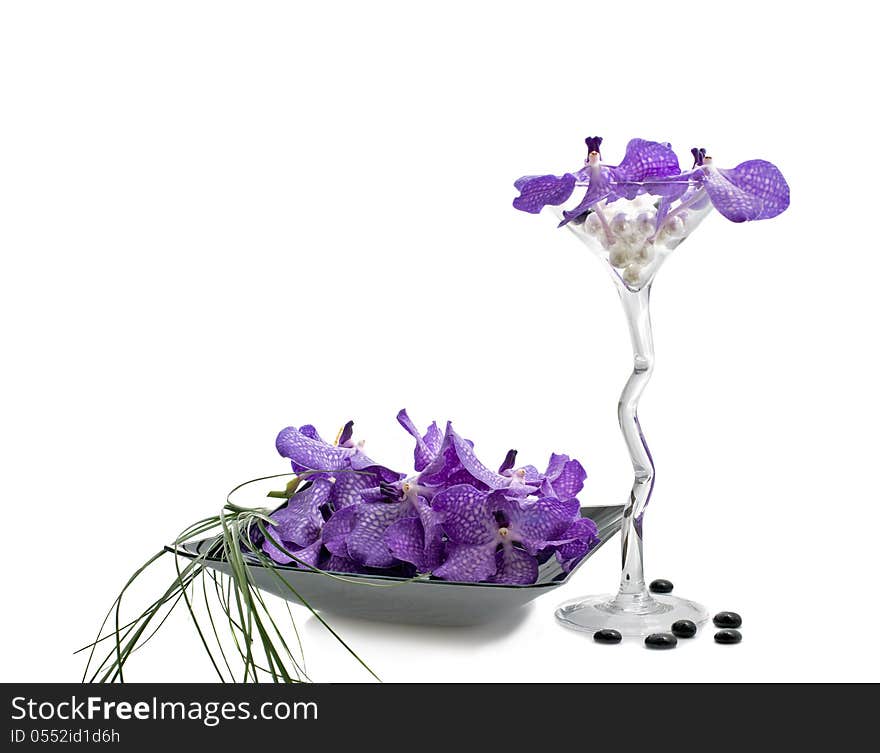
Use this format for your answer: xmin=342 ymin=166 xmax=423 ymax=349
xmin=2 ymin=1 xmax=878 ymax=683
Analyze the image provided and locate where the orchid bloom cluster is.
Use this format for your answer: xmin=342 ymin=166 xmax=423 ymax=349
xmin=259 ymin=411 xmax=599 ymax=585
xmin=513 ymin=136 xmax=790 ymax=286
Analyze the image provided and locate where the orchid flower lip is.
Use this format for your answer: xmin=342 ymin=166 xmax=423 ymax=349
xmin=335 ymin=420 xmax=354 ymax=447
xmin=499 ymin=448 xmax=518 ymax=474
xmin=691 ymin=147 xmax=707 ymax=167
xmin=584 ymin=135 xmax=603 ymax=156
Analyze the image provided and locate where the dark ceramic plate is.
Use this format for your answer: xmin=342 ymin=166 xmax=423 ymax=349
xmin=168 ymin=504 xmax=622 ymax=626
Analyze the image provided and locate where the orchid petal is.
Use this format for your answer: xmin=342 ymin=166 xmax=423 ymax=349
xmin=546 ymin=457 xmax=587 ymax=500
xmin=276 ymin=426 xmax=352 ymax=472
xmin=396 ymin=409 xmax=442 ymax=471
xmin=266 ymin=478 xmax=332 ymax=547
xmin=329 ymin=472 xmax=378 ymax=509
xmin=322 ymin=505 xmax=358 ymax=557
xmin=500 ymin=496 xmax=580 ymax=554
xmin=560 ymin=167 xmax=613 ymax=225
xmin=513 ymin=174 xmax=577 ymax=214
xmin=433 ymin=484 xmax=496 ymax=545
xmin=491 ymin=545 xmax=539 ymax=585
xmin=700 ymin=160 xmax=790 ymax=222
xmin=611 ymin=138 xmax=681 ymax=182
xmin=433 ymin=542 xmax=497 ymax=583
xmin=384 ymin=516 xmax=441 ymax=572
xmin=346 ymin=502 xmax=408 ymax=568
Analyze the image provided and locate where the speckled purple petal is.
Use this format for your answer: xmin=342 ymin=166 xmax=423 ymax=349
xmin=611 ymin=139 xmax=681 ymax=182
xmin=266 ymin=478 xmax=332 ymax=547
xmin=555 ymin=540 xmax=591 ymax=571
xmin=560 ymin=167 xmax=613 ymax=225
xmin=414 ymin=495 xmax=441 ymax=544
xmin=491 ymin=545 xmax=539 ymax=585
xmin=513 ymin=173 xmax=577 ymax=214
xmin=276 ymin=426 xmax=352 ymax=472
xmin=560 ymin=516 xmax=599 ymax=542
xmin=261 ymin=535 xmax=322 ymax=567
xmin=329 ymin=472 xmax=377 ymax=509
xmin=545 ymin=453 xmax=568 ymax=478
xmin=432 ymin=484 xmax=495 ymax=545
xmin=322 ymin=504 xmax=357 ymax=557
xmin=348 ymin=452 xmax=404 ymax=483
xmin=500 ymin=496 xmax=580 ymax=554
xmin=322 ymin=554 xmax=364 ymax=574
xmin=417 ymin=422 xmax=500 ymax=490
xmin=346 ymin=502 xmax=408 ymax=567
xmin=261 ymin=534 xmax=295 ymax=564
xmin=433 ymin=542 xmax=497 ymax=582
xmin=546 ymin=516 xmax=600 ymax=571
xmin=298 ymin=424 xmax=324 ymax=442
xmin=700 ymin=160 xmax=790 ymax=222
xmin=546 ymin=458 xmax=586 ymax=500
xmin=423 ymin=423 xmax=442 ymax=455
xmin=396 ymin=409 xmax=442 ymax=471
xmin=292 ymin=538 xmax=323 ymax=568
xmin=448 ymin=425 xmax=510 ymax=489
xmin=384 ymin=517 xmax=429 ymax=570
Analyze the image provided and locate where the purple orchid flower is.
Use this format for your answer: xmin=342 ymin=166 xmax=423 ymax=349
xmin=268 ymin=412 xmax=600 ymax=582
xmin=636 ymin=148 xmax=790 ymax=223
xmin=414 ymin=420 xmax=539 ymax=496
xmin=431 ymin=485 xmax=586 ymax=584
xmin=498 ymin=449 xmax=587 ymax=501
xmin=542 ymin=516 xmax=600 ymax=573
xmin=539 ymin=453 xmax=587 ymax=501
xmin=326 ymin=480 xmax=442 ymax=570
xmin=396 ymin=409 xmax=442 ymax=472
xmin=513 ymin=137 xmax=683 ymax=224
xmin=514 ymin=135 xmax=789 ymax=226
xmin=275 ymin=421 xmax=404 ymax=511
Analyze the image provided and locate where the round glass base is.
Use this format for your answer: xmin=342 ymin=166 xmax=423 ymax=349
xmin=555 ymin=592 xmax=709 ymax=638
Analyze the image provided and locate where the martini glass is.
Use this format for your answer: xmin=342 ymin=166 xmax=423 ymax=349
xmin=553 ymin=188 xmax=713 ymax=637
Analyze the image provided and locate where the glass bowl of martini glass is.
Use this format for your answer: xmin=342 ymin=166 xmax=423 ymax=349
xmin=513 ymin=136 xmax=790 ymax=636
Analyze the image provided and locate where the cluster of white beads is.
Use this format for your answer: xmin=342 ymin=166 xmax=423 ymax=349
xmin=578 ymin=196 xmax=690 ymax=286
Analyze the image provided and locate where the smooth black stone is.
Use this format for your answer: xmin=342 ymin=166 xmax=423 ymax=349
xmin=714 ymin=629 xmax=742 ymax=644
xmin=593 ymin=629 xmax=622 ymax=644
xmin=644 ymin=633 xmax=678 ymax=649
xmin=713 ymin=611 xmax=742 ymax=628
xmin=649 ymin=579 xmax=674 ymax=594
xmin=671 ymin=619 xmax=698 ymax=638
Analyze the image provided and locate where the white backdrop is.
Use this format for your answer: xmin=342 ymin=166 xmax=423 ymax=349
xmin=2 ymin=1 xmax=877 ymax=682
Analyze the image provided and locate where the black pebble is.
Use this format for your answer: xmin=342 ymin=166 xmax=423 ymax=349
xmin=671 ymin=619 xmax=697 ymax=638
xmin=644 ymin=633 xmax=678 ymax=649
xmin=593 ymin=629 xmax=622 ymax=644
xmin=713 ymin=611 xmax=742 ymax=628
xmin=649 ymin=579 xmax=674 ymax=594
xmin=714 ymin=629 xmax=742 ymax=644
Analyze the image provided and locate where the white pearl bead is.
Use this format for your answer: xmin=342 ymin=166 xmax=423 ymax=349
xmin=636 ymin=243 xmax=655 ymax=263
xmin=609 ymin=245 xmax=629 ymax=268
xmin=584 ymin=212 xmax=603 ymax=236
xmin=610 ymin=213 xmax=628 ymax=236
xmin=636 ymin=212 xmax=655 ymax=236
xmin=664 ymin=215 xmax=686 ymax=239
xmin=623 ymin=263 xmax=643 ymax=284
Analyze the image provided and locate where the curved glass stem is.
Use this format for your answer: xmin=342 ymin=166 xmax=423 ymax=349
xmin=613 ymin=281 xmax=656 ymax=609
xmin=553 ymin=201 xmax=712 ymax=636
